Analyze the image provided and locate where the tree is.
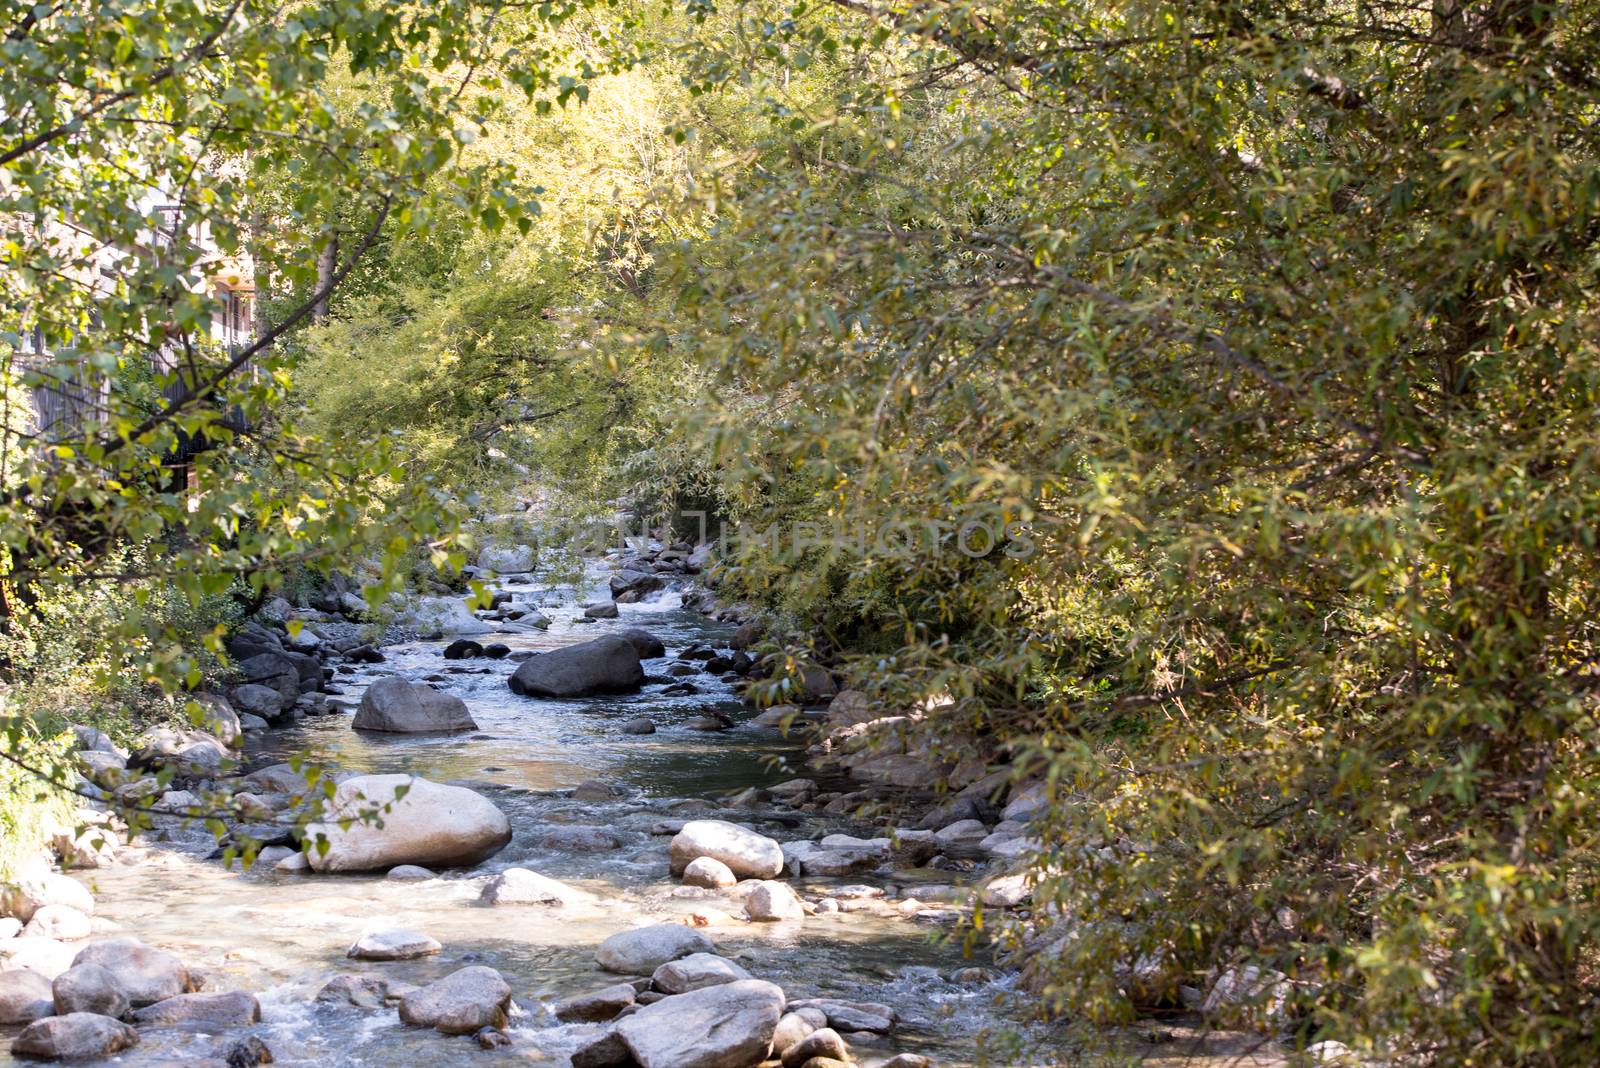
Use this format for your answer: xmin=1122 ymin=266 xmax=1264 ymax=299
xmin=0 ymin=0 xmax=607 ymax=861
xmin=650 ymin=0 xmax=1600 ymax=1062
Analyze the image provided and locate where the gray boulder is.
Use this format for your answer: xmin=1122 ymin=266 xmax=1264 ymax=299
xmin=552 ymin=982 xmax=636 ymax=1022
xmin=616 ymin=628 xmax=665 ymax=659
xmin=596 ymin=924 xmax=714 ymax=975
xmin=613 ymin=979 xmax=785 ymax=1068
xmin=0 ymin=968 xmax=53 ymax=1024
xmin=71 ymin=939 xmax=190 ymax=1007
xmin=651 ymin=952 xmax=752 ymax=994
xmin=398 ymin=966 xmax=511 ymax=1035
xmin=532 ymin=825 xmax=621 ymax=852
xmin=11 ymin=1013 xmax=138 ymax=1059
xmin=352 ymin=677 xmax=477 ymax=733
xmin=235 ymin=652 xmax=300 ymax=704
xmin=479 ymin=544 xmax=535 ymax=573
xmin=583 ymin=601 xmax=620 ymax=619
xmin=193 ymin=693 xmax=242 ymax=746
xmin=131 ymin=991 xmax=261 ymax=1026
xmin=508 ymin=636 xmax=644 ymax=698
xmin=609 ymin=570 xmax=664 ymax=599
xmin=229 ymin=683 xmax=285 ymax=722
xmin=52 ymin=963 xmax=129 ymax=1018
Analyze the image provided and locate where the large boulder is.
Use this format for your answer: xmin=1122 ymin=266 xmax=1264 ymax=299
xmin=228 ymin=683 xmax=286 ymax=722
xmin=10 ymin=1013 xmax=139 ymax=1060
xmin=398 ymin=966 xmax=511 ymax=1035
xmin=616 ymin=628 xmax=665 ymax=660
xmin=193 ymin=693 xmax=243 ymax=747
xmin=595 ymin=924 xmax=714 ymax=975
xmin=303 ymin=774 xmax=512 ymax=873
xmin=612 ymin=979 xmax=785 ymax=1068
xmin=507 ymin=636 xmax=644 ymax=699
xmin=129 ymin=727 xmax=231 ymax=779
xmin=352 ymin=677 xmax=477 ymax=733
xmin=281 ymin=649 xmax=324 ymax=693
xmin=131 ymin=991 xmax=261 ymax=1026
xmin=670 ymin=820 xmax=785 ymax=879
xmin=71 ymin=939 xmax=190 ymax=1007
xmin=234 ymin=652 xmax=301 ymax=704
xmin=52 ymin=963 xmax=129 ymax=1018
xmin=0 ymin=969 xmax=54 ymax=1024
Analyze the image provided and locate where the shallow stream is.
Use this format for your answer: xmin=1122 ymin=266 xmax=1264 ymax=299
xmin=3 ymin=568 xmax=1062 ymax=1067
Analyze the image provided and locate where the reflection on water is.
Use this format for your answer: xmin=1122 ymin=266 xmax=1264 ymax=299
xmin=0 ymin=571 xmax=1055 ymax=1068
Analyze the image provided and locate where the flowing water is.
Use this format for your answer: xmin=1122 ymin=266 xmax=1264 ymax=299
xmin=3 ymin=566 xmax=1070 ymax=1068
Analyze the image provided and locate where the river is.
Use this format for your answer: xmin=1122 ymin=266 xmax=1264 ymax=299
xmin=4 ymin=566 xmax=1067 ymax=1067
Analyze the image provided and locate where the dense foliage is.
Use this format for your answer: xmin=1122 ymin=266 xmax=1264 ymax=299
xmin=0 ymin=0 xmax=616 ymax=858
xmin=649 ymin=1 xmax=1600 ymax=1064
xmin=6 ymin=0 xmax=1600 ymax=1063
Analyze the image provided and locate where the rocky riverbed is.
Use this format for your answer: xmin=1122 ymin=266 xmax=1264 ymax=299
xmin=0 ymin=543 xmax=1304 ymax=1067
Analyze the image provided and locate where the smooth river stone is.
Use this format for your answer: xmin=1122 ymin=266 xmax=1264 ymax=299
xmin=303 ymin=774 xmax=511 ymax=873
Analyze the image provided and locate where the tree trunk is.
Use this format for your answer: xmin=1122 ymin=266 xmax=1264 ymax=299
xmin=313 ymin=231 xmax=338 ymax=322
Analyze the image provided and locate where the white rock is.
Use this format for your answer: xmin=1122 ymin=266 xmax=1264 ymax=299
xmin=0 ymin=937 xmax=78 ymax=978
xmin=399 ymin=596 xmax=495 ymax=636
xmin=670 ymin=820 xmax=785 ymax=879
xmin=596 ymin=924 xmax=714 ymax=975
xmin=479 ymin=544 xmax=535 ymax=574
xmin=1202 ymin=964 xmax=1291 ymax=1028
xmin=682 ymin=856 xmax=737 ymax=889
xmin=978 ymin=874 xmax=1032 ymax=908
xmin=348 ymin=928 xmax=442 ymax=961
xmin=0 ymin=859 xmax=95 ymax=921
xmin=933 ymin=819 xmax=988 ymax=847
xmin=22 ymin=905 xmax=91 ymax=941
xmin=817 ymin=833 xmax=890 ymax=856
xmin=744 ymin=880 xmax=805 ymax=922
xmin=478 ymin=868 xmax=585 ymax=906
xmin=303 ymin=774 xmax=511 ymax=873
